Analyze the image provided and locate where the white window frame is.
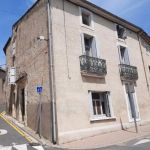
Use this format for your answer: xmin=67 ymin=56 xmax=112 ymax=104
xmin=8 ymin=67 xmax=16 ymax=85
xmin=117 ymin=44 xmax=130 ymax=65
xmin=81 ymin=33 xmax=100 ymax=58
xmin=115 ymin=24 xmax=127 ymax=42
xmin=88 ymin=91 xmax=115 ymax=121
xmin=79 ymin=7 xmax=94 ymax=30
xmin=123 ymin=83 xmax=141 ymax=122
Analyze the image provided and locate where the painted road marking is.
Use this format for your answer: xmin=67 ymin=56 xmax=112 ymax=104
xmin=0 ymin=129 xmax=7 ymax=135
xmin=0 ymin=144 xmax=45 ymax=150
xmin=13 ymin=144 xmax=27 ymax=150
xmin=32 ymin=145 xmax=45 ymax=150
xmin=0 ymin=146 xmax=12 ymax=150
xmin=134 ymin=139 xmax=150 ymax=146
xmin=0 ymin=112 xmax=32 ymax=143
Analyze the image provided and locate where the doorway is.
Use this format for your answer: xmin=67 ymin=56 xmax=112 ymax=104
xmin=124 ymin=83 xmax=140 ymax=122
xmin=21 ymin=88 xmax=25 ymax=122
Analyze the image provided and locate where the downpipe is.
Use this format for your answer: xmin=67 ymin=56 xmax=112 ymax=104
xmin=47 ymin=0 xmax=57 ymax=144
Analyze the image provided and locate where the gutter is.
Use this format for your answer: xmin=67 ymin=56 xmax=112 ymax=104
xmin=47 ymin=0 xmax=58 ymax=144
xmin=138 ymin=31 xmax=150 ymax=94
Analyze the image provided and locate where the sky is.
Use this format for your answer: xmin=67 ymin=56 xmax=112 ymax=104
xmin=0 ymin=0 xmax=150 ymax=67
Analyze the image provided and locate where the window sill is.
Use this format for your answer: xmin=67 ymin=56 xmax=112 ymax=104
xmin=117 ymin=38 xmax=126 ymax=42
xmin=81 ymin=24 xmax=94 ymax=31
xmin=129 ymin=118 xmax=141 ymax=123
xmin=90 ymin=116 xmax=116 ymax=122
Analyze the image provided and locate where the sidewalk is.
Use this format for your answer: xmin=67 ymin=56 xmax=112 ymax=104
xmin=61 ymin=124 xmax=150 ymax=149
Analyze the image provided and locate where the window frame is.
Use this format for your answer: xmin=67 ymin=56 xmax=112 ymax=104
xmin=123 ymin=82 xmax=141 ymax=122
xmin=81 ymin=33 xmax=99 ymax=58
xmin=88 ymin=91 xmax=115 ymax=121
xmin=79 ymin=7 xmax=94 ymax=30
xmin=117 ymin=44 xmax=130 ymax=65
xmin=115 ymin=24 xmax=127 ymax=41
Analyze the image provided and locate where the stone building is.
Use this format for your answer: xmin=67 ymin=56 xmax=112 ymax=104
xmin=3 ymin=0 xmax=150 ymax=144
xmin=0 ymin=68 xmax=6 ymax=105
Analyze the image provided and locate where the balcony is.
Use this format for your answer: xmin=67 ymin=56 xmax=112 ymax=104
xmin=119 ymin=64 xmax=138 ymax=81
xmin=79 ymin=55 xmax=107 ymax=77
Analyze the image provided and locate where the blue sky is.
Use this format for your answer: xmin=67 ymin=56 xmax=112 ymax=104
xmin=0 ymin=0 xmax=150 ymax=66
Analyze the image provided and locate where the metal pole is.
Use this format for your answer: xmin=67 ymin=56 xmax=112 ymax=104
xmin=39 ymin=93 xmax=42 ymax=138
xmin=36 ymin=92 xmax=42 ymax=138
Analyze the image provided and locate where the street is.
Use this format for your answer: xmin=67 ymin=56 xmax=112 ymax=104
xmin=101 ymin=139 xmax=150 ymax=150
xmin=1 ymin=106 xmax=150 ymax=150
xmin=0 ymin=106 xmax=50 ymax=150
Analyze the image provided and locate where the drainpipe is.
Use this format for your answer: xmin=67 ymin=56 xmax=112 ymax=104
xmin=138 ymin=31 xmax=150 ymax=94
xmin=47 ymin=0 xmax=57 ymax=144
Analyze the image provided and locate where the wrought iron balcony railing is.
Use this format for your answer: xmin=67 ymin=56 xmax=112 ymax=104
xmin=119 ymin=64 xmax=138 ymax=81
xmin=79 ymin=55 xmax=107 ymax=77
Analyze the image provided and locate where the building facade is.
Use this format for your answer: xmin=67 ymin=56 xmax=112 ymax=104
xmin=3 ymin=0 xmax=150 ymax=144
xmin=0 ymin=68 xmax=6 ymax=105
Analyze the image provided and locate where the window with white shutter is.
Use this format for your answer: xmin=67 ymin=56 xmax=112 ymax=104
xmin=119 ymin=46 xmax=130 ymax=65
xmin=8 ymin=67 xmax=16 ymax=84
xmin=89 ymin=91 xmax=113 ymax=120
xmin=82 ymin=34 xmax=97 ymax=57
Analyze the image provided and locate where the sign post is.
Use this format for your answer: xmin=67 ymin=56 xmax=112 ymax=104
xmin=36 ymin=86 xmax=43 ymax=138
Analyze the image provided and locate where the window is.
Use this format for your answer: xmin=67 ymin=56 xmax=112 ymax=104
xmin=125 ymin=83 xmax=140 ymax=121
xmin=11 ymin=42 xmax=16 ymax=57
xmin=83 ymin=34 xmax=97 ymax=57
xmin=91 ymin=92 xmax=112 ymax=118
xmin=81 ymin=8 xmax=93 ymax=27
xmin=8 ymin=67 xmax=16 ymax=85
xmin=116 ymin=25 xmax=127 ymax=39
xmin=119 ymin=46 xmax=130 ymax=65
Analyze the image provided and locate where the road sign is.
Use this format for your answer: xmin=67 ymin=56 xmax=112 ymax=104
xmin=37 ymin=86 xmax=43 ymax=94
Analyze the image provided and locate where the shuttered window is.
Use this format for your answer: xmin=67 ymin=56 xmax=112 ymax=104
xmin=81 ymin=33 xmax=98 ymax=57
xmin=119 ymin=46 xmax=130 ymax=65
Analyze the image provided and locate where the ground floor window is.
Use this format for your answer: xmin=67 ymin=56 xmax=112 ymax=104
xmin=89 ymin=91 xmax=113 ymax=119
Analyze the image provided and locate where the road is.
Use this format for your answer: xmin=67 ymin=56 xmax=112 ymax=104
xmin=100 ymin=139 xmax=150 ymax=150
xmin=1 ymin=105 xmax=150 ymax=150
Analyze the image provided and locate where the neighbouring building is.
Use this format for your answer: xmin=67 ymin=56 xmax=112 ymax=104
xmin=3 ymin=0 xmax=150 ymax=144
xmin=0 ymin=68 xmax=6 ymax=105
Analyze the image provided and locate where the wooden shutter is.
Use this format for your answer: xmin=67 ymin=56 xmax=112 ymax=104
xmin=92 ymin=37 xmax=97 ymax=57
xmin=104 ymin=92 xmax=111 ymax=117
xmin=80 ymin=33 xmax=85 ymax=55
xmin=124 ymin=48 xmax=130 ymax=65
xmin=9 ymin=67 xmax=16 ymax=84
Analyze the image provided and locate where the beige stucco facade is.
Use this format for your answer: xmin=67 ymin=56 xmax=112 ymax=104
xmin=4 ymin=0 xmax=150 ymax=145
xmin=51 ymin=0 xmax=150 ymax=143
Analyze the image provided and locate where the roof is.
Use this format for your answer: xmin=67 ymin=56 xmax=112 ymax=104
xmin=0 ymin=67 xmax=6 ymax=73
xmin=3 ymin=37 xmax=11 ymax=54
xmin=3 ymin=0 xmax=150 ymax=54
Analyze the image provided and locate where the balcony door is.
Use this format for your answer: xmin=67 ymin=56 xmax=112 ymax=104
xmin=124 ymin=83 xmax=140 ymax=122
xmin=82 ymin=33 xmax=97 ymax=57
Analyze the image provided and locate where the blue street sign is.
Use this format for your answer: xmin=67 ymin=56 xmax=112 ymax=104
xmin=37 ymin=86 xmax=43 ymax=94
